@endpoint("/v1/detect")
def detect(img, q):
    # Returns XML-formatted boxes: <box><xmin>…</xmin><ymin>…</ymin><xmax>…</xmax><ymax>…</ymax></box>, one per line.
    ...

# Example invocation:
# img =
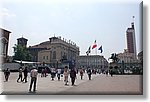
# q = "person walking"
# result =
<box><xmin>57</xmin><ymin>68</ymin><xmax>61</xmax><ymax>81</ymax></box>
<box><xmin>29</xmin><ymin>66</ymin><xmax>38</xmax><ymax>92</ymax></box>
<box><xmin>70</xmin><ymin>68</ymin><xmax>76</xmax><ymax>86</ymax></box>
<box><xmin>17</xmin><ymin>67</ymin><xmax>23</xmax><ymax>83</ymax></box>
<box><xmin>64</xmin><ymin>66</ymin><xmax>69</xmax><ymax>85</ymax></box>
<box><xmin>87</xmin><ymin>68</ymin><xmax>92</xmax><ymax>80</ymax></box>
<box><xmin>105</xmin><ymin>70</ymin><xmax>109</xmax><ymax>76</ymax></box>
<box><xmin>41</xmin><ymin>68</ymin><xmax>44</xmax><ymax>77</ymax></box>
<box><xmin>44</xmin><ymin>68</ymin><xmax>47</xmax><ymax>77</ymax></box>
<box><xmin>22</xmin><ymin>67</ymin><xmax>28</xmax><ymax>83</ymax></box>
<box><xmin>4</xmin><ymin>68</ymin><xmax>10</xmax><ymax>82</ymax></box>
<box><xmin>80</xmin><ymin>68</ymin><xmax>84</xmax><ymax>80</ymax></box>
<box><xmin>51</xmin><ymin>67</ymin><xmax>56</xmax><ymax>81</ymax></box>
<box><xmin>109</xmin><ymin>69</ymin><xmax>113</xmax><ymax>77</ymax></box>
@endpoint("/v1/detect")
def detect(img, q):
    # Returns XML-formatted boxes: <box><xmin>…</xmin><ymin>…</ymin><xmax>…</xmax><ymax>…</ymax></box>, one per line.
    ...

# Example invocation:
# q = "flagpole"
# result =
<box><xmin>95</xmin><ymin>45</ymin><xmax>97</xmax><ymax>69</ymax></box>
<box><xmin>95</xmin><ymin>46</ymin><xmax>97</xmax><ymax>55</ymax></box>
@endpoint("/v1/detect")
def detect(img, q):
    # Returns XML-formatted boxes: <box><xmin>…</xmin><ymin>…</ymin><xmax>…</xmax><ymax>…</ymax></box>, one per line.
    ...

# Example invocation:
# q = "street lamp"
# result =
<box><xmin>56</xmin><ymin>59</ymin><xmax>58</xmax><ymax>69</ymax></box>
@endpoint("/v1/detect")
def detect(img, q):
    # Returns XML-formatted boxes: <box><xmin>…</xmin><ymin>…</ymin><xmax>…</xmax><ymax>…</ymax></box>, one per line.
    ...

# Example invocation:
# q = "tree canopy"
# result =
<box><xmin>13</xmin><ymin>44</ymin><xmax>32</xmax><ymax>61</ymax></box>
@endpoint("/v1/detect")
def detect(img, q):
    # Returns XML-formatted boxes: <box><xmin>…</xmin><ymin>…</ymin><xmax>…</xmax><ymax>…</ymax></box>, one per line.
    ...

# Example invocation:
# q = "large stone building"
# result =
<box><xmin>78</xmin><ymin>55</ymin><xmax>108</xmax><ymax>71</ymax></box>
<box><xmin>117</xmin><ymin>49</ymin><xmax>138</xmax><ymax>63</ymax></box>
<box><xmin>28</xmin><ymin>36</ymin><xmax>80</xmax><ymax>68</ymax></box>
<box><xmin>28</xmin><ymin>45</ymin><xmax>47</xmax><ymax>62</ymax></box>
<box><xmin>0</xmin><ymin>28</ymin><xmax>11</xmax><ymax>63</ymax></box>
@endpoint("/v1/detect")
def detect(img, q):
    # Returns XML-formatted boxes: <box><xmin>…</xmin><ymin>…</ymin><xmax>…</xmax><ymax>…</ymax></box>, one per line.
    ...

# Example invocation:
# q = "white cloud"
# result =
<box><xmin>0</xmin><ymin>7</ymin><xmax>16</xmax><ymax>17</ymax></box>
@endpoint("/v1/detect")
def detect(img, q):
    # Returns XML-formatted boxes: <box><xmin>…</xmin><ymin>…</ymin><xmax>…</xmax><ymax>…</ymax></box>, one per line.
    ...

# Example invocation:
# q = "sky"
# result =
<box><xmin>0</xmin><ymin>0</ymin><xmax>142</xmax><ymax>60</ymax></box>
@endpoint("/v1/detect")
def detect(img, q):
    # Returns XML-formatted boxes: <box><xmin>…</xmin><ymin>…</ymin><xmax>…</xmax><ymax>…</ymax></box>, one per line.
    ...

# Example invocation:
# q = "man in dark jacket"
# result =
<box><xmin>87</xmin><ymin>69</ymin><xmax>92</xmax><ymax>80</ymax></box>
<box><xmin>23</xmin><ymin>67</ymin><xmax>28</xmax><ymax>83</ymax></box>
<box><xmin>4</xmin><ymin>68</ymin><xmax>10</xmax><ymax>82</ymax></box>
<box><xmin>17</xmin><ymin>67</ymin><xmax>23</xmax><ymax>82</ymax></box>
<box><xmin>70</xmin><ymin>68</ymin><xmax>76</xmax><ymax>86</ymax></box>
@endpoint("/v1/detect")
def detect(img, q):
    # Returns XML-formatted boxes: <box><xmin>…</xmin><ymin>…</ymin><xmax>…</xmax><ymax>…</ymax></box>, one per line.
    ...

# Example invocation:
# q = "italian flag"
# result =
<box><xmin>92</xmin><ymin>40</ymin><xmax>97</xmax><ymax>49</ymax></box>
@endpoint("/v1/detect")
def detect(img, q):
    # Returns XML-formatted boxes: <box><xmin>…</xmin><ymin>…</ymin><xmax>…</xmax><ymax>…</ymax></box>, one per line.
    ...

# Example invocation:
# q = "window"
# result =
<box><xmin>0</xmin><ymin>42</ymin><xmax>3</xmax><ymax>55</ymax></box>
<box><xmin>50</xmin><ymin>51</ymin><xmax>52</xmax><ymax>61</ymax></box>
<box><xmin>43</xmin><ymin>56</ymin><xmax>45</xmax><ymax>60</ymax></box>
<box><xmin>53</xmin><ymin>51</ymin><xmax>56</xmax><ymax>59</ymax></box>
<box><xmin>0</xmin><ymin>38</ymin><xmax>7</xmax><ymax>55</ymax></box>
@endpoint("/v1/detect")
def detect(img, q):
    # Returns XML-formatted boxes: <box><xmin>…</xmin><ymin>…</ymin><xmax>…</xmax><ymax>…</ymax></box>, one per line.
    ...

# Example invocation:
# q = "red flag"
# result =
<box><xmin>92</xmin><ymin>40</ymin><xmax>97</xmax><ymax>49</ymax></box>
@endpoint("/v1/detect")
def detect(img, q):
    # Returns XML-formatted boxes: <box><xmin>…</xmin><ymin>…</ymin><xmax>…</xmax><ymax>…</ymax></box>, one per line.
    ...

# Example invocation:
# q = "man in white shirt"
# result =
<box><xmin>51</xmin><ymin>67</ymin><xmax>56</xmax><ymax>81</ymax></box>
<box><xmin>57</xmin><ymin>68</ymin><xmax>61</xmax><ymax>81</ymax></box>
<box><xmin>29</xmin><ymin>66</ymin><xmax>38</xmax><ymax>92</ymax></box>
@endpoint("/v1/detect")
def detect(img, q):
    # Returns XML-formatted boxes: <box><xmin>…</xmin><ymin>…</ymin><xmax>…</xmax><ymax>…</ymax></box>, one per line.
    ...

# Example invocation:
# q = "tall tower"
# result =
<box><xmin>126</xmin><ymin>17</ymin><xmax>137</xmax><ymax>59</ymax></box>
<box><xmin>17</xmin><ymin>37</ymin><xmax>28</xmax><ymax>48</ymax></box>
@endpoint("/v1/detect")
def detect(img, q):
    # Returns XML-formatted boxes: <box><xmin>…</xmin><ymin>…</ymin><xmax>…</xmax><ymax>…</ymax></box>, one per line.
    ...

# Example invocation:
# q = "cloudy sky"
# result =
<box><xmin>0</xmin><ymin>0</ymin><xmax>142</xmax><ymax>59</ymax></box>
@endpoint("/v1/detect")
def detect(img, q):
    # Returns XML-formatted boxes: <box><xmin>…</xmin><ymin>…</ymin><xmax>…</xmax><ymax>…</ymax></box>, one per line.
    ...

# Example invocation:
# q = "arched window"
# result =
<box><xmin>53</xmin><ymin>51</ymin><xmax>56</xmax><ymax>59</ymax></box>
<box><xmin>0</xmin><ymin>37</ymin><xmax>8</xmax><ymax>56</ymax></box>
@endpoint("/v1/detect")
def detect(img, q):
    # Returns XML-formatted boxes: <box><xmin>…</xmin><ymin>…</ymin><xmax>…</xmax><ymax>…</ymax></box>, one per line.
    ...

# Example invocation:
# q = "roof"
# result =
<box><xmin>0</xmin><ymin>28</ymin><xmax>11</xmax><ymax>33</ymax></box>
<box><xmin>17</xmin><ymin>37</ymin><xmax>28</xmax><ymax>41</ymax></box>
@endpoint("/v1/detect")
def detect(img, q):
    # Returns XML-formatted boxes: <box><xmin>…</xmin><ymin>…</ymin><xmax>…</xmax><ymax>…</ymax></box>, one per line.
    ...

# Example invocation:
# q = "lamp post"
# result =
<box><xmin>122</xmin><ymin>61</ymin><xmax>125</xmax><ymax>74</ymax></box>
<box><xmin>56</xmin><ymin>59</ymin><xmax>58</xmax><ymax>69</ymax></box>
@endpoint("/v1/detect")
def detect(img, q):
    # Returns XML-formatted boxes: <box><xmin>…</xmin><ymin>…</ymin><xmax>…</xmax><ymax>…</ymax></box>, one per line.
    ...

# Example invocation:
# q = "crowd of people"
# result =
<box><xmin>3</xmin><ymin>66</ymin><xmax>112</xmax><ymax>93</ymax></box>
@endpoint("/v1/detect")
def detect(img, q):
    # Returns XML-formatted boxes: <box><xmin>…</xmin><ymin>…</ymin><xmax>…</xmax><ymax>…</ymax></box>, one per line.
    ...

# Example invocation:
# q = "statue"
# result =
<box><xmin>108</xmin><ymin>53</ymin><xmax>119</xmax><ymax>63</ymax></box>
<box><xmin>108</xmin><ymin>53</ymin><xmax>120</xmax><ymax>76</ymax></box>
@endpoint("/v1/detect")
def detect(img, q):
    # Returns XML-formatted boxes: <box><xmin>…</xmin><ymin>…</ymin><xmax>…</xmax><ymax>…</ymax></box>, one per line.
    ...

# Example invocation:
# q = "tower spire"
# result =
<box><xmin>131</xmin><ymin>16</ymin><xmax>135</xmax><ymax>29</ymax></box>
<box><xmin>132</xmin><ymin>16</ymin><xmax>135</xmax><ymax>22</ymax></box>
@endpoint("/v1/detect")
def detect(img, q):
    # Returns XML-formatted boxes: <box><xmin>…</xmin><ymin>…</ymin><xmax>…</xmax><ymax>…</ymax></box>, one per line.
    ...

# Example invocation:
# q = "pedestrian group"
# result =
<box><xmin>4</xmin><ymin>65</ymin><xmax>112</xmax><ymax>93</ymax></box>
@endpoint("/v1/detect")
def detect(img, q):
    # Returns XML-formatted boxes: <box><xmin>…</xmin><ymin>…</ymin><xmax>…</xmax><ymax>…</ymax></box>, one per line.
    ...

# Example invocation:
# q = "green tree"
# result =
<box><xmin>13</xmin><ymin>44</ymin><xmax>32</xmax><ymax>61</ymax></box>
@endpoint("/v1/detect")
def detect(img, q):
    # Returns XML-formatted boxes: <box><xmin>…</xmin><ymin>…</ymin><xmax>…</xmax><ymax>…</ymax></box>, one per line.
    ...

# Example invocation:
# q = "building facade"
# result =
<box><xmin>126</xmin><ymin>22</ymin><xmax>137</xmax><ymax>59</ymax></box>
<box><xmin>0</xmin><ymin>28</ymin><xmax>11</xmax><ymax>63</ymax></box>
<box><xmin>117</xmin><ymin>49</ymin><xmax>138</xmax><ymax>63</ymax></box>
<box><xmin>28</xmin><ymin>46</ymin><xmax>47</xmax><ymax>62</ymax></box>
<box><xmin>116</xmin><ymin>50</ymin><xmax>142</xmax><ymax>74</ymax></box>
<box><xmin>17</xmin><ymin>37</ymin><xmax>28</xmax><ymax>48</ymax></box>
<box><xmin>28</xmin><ymin>36</ymin><xmax>80</xmax><ymax>68</ymax></box>
<box><xmin>78</xmin><ymin>55</ymin><xmax>108</xmax><ymax>71</ymax></box>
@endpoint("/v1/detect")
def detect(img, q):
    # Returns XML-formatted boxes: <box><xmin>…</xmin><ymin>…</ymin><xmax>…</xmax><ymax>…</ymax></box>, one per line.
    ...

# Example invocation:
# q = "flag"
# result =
<box><xmin>92</xmin><ymin>40</ymin><xmax>97</xmax><ymax>49</ymax></box>
<box><xmin>86</xmin><ymin>46</ymin><xmax>91</xmax><ymax>56</ymax></box>
<box><xmin>98</xmin><ymin>46</ymin><xmax>103</xmax><ymax>53</ymax></box>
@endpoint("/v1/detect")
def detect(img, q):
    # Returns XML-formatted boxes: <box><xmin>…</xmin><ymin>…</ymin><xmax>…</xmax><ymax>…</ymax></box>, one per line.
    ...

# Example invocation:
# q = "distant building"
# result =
<box><xmin>28</xmin><ymin>36</ymin><xmax>80</xmax><ymax>68</ymax></box>
<box><xmin>117</xmin><ymin>50</ymin><xmax>142</xmax><ymax>74</ymax></box>
<box><xmin>126</xmin><ymin>22</ymin><xmax>137</xmax><ymax>59</ymax></box>
<box><xmin>17</xmin><ymin>37</ymin><xmax>28</xmax><ymax>48</ymax></box>
<box><xmin>28</xmin><ymin>45</ymin><xmax>47</xmax><ymax>62</ymax></box>
<box><xmin>0</xmin><ymin>28</ymin><xmax>11</xmax><ymax>63</ymax></box>
<box><xmin>117</xmin><ymin>50</ymin><xmax>138</xmax><ymax>63</ymax></box>
<box><xmin>138</xmin><ymin>51</ymin><xmax>143</xmax><ymax>63</ymax></box>
<box><xmin>78</xmin><ymin>55</ymin><xmax>108</xmax><ymax>70</ymax></box>
<box><xmin>108</xmin><ymin>18</ymin><xmax>142</xmax><ymax>74</ymax></box>
<box><xmin>115</xmin><ymin>19</ymin><xmax>138</xmax><ymax>65</ymax></box>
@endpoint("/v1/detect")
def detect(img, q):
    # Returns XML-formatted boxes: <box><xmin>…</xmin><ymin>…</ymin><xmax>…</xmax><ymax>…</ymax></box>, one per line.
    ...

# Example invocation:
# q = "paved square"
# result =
<box><xmin>0</xmin><ymin>72</ymin><xmax>142</xmax><ymax>95</ymax></box>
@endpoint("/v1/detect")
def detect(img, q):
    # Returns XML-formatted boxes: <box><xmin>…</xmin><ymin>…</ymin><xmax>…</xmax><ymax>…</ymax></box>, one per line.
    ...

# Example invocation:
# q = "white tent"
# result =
<box><xmin>14</xmin><ymin>60</ymin><xmax>40</xmax><ymax>64</ymax></box>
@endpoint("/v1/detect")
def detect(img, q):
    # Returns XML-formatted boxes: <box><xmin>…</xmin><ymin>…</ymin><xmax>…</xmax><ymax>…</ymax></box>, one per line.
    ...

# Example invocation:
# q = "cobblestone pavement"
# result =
<box><xmin>0</xmin><ymin>72</ymin><xmax>142</xmax><ymax>95</ymax></box>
